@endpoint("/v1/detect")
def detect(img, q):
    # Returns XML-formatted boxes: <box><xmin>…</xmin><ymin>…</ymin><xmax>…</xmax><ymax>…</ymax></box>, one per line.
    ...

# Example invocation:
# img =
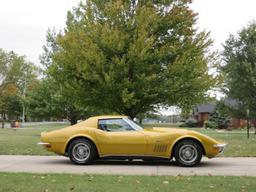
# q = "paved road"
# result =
<box><xmin>4</xmin><ymin>121</ymin><xmax>68</xmax><ymax>129</ymax></box>
<box><xmin>0</xmin><ymin>155</ymin><xmax>255</xmax><ymax>176</ymax></box>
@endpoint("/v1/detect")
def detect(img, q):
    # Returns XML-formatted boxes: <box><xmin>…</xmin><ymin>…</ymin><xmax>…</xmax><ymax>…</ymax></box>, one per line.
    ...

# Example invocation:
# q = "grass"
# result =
<box><xmin>198</xmin><ymin>130</ymin><xmax>256</xmax><ymax>157</ymax></box>
<box><xmin>0</xmin><ymin>124</ymin><xmax>68</xmax><ymax>155</ymax></box>
<box><xmin>0</xmin><ymin>173</ymin><xmax>255</xmax><ymax>192</ymax></box>
<box><xmin>0</xmin><ymin>123</ymin><xmax>256</xmax><ymax>156</ymax></box>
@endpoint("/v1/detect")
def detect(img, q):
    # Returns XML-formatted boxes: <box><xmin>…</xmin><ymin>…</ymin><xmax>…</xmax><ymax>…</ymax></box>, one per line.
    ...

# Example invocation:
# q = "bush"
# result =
<box><xmin>179</xmin><ymin>123</ymin><xmax>187</xmax><ymax>127</ymax></box>
<box><xmin>204</xmin><ymin>120</ymin><xmax>218</xmax><ymax>129</ymax></box>
<box><xmin>179</xmin><ymin>118</ymin><xmax>198</xmax><ymax>128</ymax></box>
<box><xmin>186</xmin><ymin>119</ymin><xmax>198</xmax><ymax>127</ymax></box>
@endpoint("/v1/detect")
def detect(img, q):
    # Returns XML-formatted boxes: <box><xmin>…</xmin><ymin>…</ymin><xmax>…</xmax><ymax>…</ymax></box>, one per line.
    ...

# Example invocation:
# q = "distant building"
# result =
<box><xmin>193</xmin><ymin>103</ymin><xmax>215</xmax><ymax>127</ymax></box>
<box><xmin>193</xmin><ymin>101</ymin><xmax>255</xmax><ymax>128</ymax></box>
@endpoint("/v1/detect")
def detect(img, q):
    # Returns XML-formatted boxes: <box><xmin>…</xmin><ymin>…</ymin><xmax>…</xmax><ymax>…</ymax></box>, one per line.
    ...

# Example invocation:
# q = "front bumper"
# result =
<box><xmin>213</xmin><ymin>143</ymin><xmax>227</xmax><ymax>154</ymax></box>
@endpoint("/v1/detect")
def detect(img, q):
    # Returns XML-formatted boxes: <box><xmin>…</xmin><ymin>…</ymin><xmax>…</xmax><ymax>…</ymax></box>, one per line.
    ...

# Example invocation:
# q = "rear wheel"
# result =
<box><xmin>174</xmin><ymin>139</ymin><xmax>203</xmax><ymax>167</ymax></box>
<box><xmin>68</xmin><ymin>139</ymin><xmax>96</xmax><ymax>165</ymax></box>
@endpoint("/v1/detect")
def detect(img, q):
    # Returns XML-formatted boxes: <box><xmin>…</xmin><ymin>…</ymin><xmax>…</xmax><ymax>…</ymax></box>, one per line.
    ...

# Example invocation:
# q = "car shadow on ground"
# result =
<box><xmin>46</xmin><ymin>158</ymin><xmax>226</xmax><ymax>168</ymax></box>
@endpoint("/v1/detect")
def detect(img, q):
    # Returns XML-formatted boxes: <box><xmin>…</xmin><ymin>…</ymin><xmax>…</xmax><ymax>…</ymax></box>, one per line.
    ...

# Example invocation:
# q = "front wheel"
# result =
<box><xmin>173</xmin><ymin>140</ymin><xmax>203</xmax><ymax>167</ymax></box>
<box><xmin>68</xmin><ymin>139</ymin><xmax>96</xmax><ymax>165</ymax></box>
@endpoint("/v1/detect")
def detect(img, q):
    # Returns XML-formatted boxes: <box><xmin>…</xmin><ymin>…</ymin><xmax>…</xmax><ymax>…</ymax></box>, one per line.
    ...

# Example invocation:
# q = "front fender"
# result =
<box><xmin>169</xmin><ymin>135</ymin><xmax>204</xmax><ymax>157</ymax></box>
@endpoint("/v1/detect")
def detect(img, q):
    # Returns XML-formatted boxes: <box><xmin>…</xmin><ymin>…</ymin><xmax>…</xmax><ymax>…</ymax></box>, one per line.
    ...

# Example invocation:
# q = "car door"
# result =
<box><xmin>94</xmin><ymin>118</ymin><xmax>147</xmax><ymax>156</ymax></box>
<box><xmin>142</xmin><ymin>129</ymin><xmax>176</xmax><ymax>157</ymax></box>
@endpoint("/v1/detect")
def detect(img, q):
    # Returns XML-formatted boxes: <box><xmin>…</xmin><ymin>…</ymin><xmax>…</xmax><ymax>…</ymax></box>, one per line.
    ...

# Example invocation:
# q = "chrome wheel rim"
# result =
<box><xmin>72</xmin><ymin>143</ymin><xmax>90</xmax><ymax>162</ymax></box>
<box><xmin>178</xmin><ymin>144</ymin><xmax>198</xmax><ymax>164</ymax></box>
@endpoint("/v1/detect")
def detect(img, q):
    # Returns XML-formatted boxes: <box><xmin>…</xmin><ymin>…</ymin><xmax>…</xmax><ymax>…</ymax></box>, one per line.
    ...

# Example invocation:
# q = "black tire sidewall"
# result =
<box><xmin>174</xmin><ymin>140</ymin><xmax>203</xmax><ymax>167</ymax></box>
<box><xmin>68</xmin><ymin>139</ymin><xmax>96</xmax><ymax>165</ymax></box>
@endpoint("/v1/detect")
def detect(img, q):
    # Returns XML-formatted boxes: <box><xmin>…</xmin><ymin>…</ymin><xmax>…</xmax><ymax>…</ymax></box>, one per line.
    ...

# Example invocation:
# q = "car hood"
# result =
<box><xmin>142</xmin><ymin>127</ymin><xmax>222</xmax><ymax>145</ymax></box>
<box><xmin>143</xmin><ymin>127</ymin><xmax>188</xmax><ymax>133</ymax></box>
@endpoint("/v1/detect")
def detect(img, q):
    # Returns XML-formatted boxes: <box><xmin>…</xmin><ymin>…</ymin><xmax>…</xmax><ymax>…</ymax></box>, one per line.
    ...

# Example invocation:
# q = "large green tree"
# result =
<box><xmin>222</xmin><ymin>22</ymin><xmax>256</xmax><ymax>120</ymax></box>
<box><xmin>42</xmin><ymin>0</ymin><xmax>215</xmax><ymax>119</ymax></box>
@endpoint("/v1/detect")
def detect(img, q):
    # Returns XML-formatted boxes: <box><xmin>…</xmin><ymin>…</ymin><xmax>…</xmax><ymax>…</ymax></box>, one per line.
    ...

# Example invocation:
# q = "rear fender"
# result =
<box><xmin>63</xmin><ymin>134</ymin><xmax>101</xmax><ymax>155</ymax></box>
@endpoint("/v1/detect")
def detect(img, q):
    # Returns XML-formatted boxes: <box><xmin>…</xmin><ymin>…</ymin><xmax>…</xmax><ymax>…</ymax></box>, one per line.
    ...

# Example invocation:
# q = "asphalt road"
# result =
<box><xmin>0</xmin><ymin>155</ymin><xmax>255</xmax><ymax>176</ymax></box>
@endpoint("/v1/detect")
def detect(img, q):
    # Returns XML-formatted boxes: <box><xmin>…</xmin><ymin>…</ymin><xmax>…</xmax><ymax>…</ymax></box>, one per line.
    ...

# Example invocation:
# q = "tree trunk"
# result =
<box><xmin>1</xmin><ymin>113</ymin><xmax>5</xmax><ymax>128</ymax></box>
<box><xmin>70</xmin><ymin>116</ymin><xmax>78</xmax><ymax>125</ymax></box>
<box><xmin>253</xmin><ymin>120</ymin><xmax>256</xmax><ymax>135</ymax></box>
<box><xmin>139</xmin><ymin>118</ymin><xmax>143</xmax><ymax>125</ymax></box>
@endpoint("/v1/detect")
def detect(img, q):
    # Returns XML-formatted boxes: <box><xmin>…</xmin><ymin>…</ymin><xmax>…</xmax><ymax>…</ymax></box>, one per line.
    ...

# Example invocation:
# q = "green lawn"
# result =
<box><xmin>0</xmin><ymin>173</ymin><xmax>255</xmax><ymax>192</ymax></box>
<box><xmin>0</xmin><ymin>123</ymin><xmax>256</xmax><ymax>156</ymax></box>
<box><xmin>0</xmin><ymin>124</ymin><xmax>68</xmax><ymax>155</ymax></box>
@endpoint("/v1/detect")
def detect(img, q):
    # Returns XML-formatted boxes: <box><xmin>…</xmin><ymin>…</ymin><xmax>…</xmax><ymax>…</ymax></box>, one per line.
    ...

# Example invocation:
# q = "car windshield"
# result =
<box><xmin>123</xmin><ymin>118</ymin><xmax>143</xmax><ymax>131</ymax></box>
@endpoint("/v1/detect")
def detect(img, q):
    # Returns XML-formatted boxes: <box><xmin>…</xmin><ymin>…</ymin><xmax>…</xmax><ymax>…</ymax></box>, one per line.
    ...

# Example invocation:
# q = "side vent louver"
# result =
<box><xmin>153</xmin><ymin>145</ymin><xmax>167</xmax><ymax>152</ymax></box>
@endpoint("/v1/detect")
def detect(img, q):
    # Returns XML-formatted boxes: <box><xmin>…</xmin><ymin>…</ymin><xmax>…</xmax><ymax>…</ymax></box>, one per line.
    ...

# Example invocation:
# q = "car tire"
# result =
<box><xmin>68</xmin><ymin>138</ymin><xmax>96</xmax><ymax>165</ymax></box>
<box><xmin>174</xmin><ymin>139</ymin><xmax>203</xmax><ymax>167</ymax></box>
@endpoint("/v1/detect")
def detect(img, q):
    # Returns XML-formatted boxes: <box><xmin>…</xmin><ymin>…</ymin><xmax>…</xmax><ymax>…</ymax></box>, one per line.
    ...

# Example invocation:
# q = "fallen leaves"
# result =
<box><xmin>88</xmin><ymin>176</ymin><xmax>94</xmax><ymax>182</ymax></box>
<box><xmin>209</xmin><ymin>184</ymin><xmax>215</xmax><ymax>189</ymax></box>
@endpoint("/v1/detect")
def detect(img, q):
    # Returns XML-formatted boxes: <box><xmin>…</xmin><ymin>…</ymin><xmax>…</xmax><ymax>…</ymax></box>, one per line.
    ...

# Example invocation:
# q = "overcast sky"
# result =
<box><xmin>0</xmin><ymin>0</ymin><xmax>256</xmax><ymax>67</ymax></box>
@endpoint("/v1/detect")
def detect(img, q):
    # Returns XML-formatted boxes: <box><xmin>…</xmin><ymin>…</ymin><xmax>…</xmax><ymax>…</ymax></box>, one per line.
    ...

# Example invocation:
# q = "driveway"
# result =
<box><xmin>0</xmin><ymin>155</ymin><xmax>255</xmax><ymax>176</ymax></box>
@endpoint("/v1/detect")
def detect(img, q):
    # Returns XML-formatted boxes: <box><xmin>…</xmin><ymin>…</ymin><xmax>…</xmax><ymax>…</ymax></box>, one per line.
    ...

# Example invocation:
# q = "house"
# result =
<box><xmin>193</xmin><ymin>103</ymin><xmax>215</xmax><ymax>127</ymax></box>
<box><xmin>193</xmin><ymin>101</ymin><xmax>256</xmax><ymax>128</ymax></box>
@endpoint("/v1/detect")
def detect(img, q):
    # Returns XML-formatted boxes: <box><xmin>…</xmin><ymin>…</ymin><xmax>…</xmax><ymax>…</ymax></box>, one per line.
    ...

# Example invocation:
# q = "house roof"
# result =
<box><xmin>224</xmin><ymin>99</ymin><xmax>240</xmax><ymax>107</ymax></box>
<box><xmin>196</xmin><ymin>103</ymin><xmax>216</xmax><ymax>113</ymax></box>
<box><xmin>194</xmin><ymin>99</ymin><xmax>240</xmax><ymax>114</ymax></box>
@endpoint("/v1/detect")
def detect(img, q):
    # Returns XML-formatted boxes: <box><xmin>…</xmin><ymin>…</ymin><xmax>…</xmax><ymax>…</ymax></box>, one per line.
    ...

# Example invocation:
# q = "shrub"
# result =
<box><xmin>204</xmin><ymin>120</ymin><xmax>218</xmax><ymax>129</ymax></box>
<box><xmin>179</xmin><ymin>123</ymin><xmax>187</xmax><ymax>127</ymax></box>
<box><xmin>186</xmin><ymin>119</ymin><xmax>198</xmax><ymax>127</ymax></box>
<box><xmin>179</xmin><ymin>118</ymin><xmax>198</xmax><ymax>128</ymax></box>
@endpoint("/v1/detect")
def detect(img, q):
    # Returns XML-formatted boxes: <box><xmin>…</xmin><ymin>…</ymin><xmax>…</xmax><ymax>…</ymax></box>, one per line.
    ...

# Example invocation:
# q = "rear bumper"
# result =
<box><xmin>37</xmin><ymin>142</ymin><xmax>51</xmax><ymax>148</ymax></box>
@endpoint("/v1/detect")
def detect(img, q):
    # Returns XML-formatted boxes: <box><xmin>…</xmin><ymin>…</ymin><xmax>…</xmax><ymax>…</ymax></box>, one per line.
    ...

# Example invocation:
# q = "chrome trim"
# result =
<box><xmin>37</xmin><ymin>142</ymin><xmax>50</xmax><ymax>146</ymax></box>
<box><xmin>100</xmin><ymin>154</ymin><xmax>169</xmax><ymax>159</ymax></box>
<box><xmin>213</xmin><ymin>143</ymin><xmax>227</xmax><ymax>155</ymax></box>
<box><xmin>213</xmin><ymin>143</ymin><xmax>227</xmax><ymax>148</ymax></box>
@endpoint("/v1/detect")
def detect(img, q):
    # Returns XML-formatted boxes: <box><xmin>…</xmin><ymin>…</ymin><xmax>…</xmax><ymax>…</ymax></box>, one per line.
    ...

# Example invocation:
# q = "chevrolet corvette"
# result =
<box><xmin>38</xmin><ymin>115</ymin><xmax>226</xmax><ymax>167</ymax></box>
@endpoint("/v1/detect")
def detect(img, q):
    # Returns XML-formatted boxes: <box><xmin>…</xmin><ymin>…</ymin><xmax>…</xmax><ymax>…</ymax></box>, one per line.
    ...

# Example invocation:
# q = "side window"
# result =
<box><xmin>98</xmin><ymin>119</ymin><xmax>134</xmax><ymax>132</ymax></box>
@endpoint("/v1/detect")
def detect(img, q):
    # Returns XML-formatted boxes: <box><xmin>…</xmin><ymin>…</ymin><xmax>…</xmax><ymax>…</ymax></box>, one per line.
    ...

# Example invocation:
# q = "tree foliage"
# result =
<box><xmin>0</xmin><ymin>49</ymin><xmax>24</xmax><ymax>96</ymax></box>
<box><xmin>209</xmin><ymin>100</ymin><xmax>230</xmax><ymax>129</ymax></box>
<box><xmin>42</xmin><ymin>0</ymin><xmax>216</xmax><ymax>118</ymax></box>
<box><xmin>27</xmin><ymin>78</ymin><xmax>98</xmax><ymax>124</ymax></box>
<box><xmin>222</xmin><ymin>22</ymin><xmax>256</xmax><ymax>118</ymax></box>
<box><xmin>0</xmin><ymin>84</ymin><xmax>22</xmax><ymax>122</ymax></box>
<box><xmin>0</xmin><ymin>49</ymin><xmax>38</xmax><ymax>127</ymax></box>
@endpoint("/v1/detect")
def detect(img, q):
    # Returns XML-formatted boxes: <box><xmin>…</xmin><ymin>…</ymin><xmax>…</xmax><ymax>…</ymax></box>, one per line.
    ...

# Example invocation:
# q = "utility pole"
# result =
<box><xmin>22</xmin><ymin>72</ymin><xmax>27</xmax><ymax>123</ymax></box>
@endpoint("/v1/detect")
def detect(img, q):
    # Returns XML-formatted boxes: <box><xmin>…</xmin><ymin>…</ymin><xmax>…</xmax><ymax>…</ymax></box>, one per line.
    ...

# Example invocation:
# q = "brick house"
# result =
<box><xmin>193</xmin><ymin>102</ymin><xmax>255</xmax><ymax>128</ymax></box>
<box><xmin>193</xmin><ymin>103</ymin><xmax>215</xmax><ymax>127</ymax></box>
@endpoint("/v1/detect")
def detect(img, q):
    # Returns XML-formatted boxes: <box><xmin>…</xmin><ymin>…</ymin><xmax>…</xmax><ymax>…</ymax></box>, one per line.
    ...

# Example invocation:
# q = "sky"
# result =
<box><xmin>1</xmin><ymin>0</ymin><xmax>256</xmax><ymax>66</ymax></box>
<box><xmin>0</xmin><ymin>0</ymin><xmax>80</xmax><ymax>65</ymax></box>
<box><xmin>0</xmin><ymin>0</ymin><xmax>256</xmax><ymax>116</ymax></box>
<box><xmin>191</xmin><ymin>0</ymin><xmax>256</xmax><ymax>51</ymax></box>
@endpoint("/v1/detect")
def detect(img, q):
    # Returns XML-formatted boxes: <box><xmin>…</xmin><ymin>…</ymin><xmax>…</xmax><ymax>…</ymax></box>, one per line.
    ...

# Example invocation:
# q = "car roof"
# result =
<box><xmin>92</xmin><ymin>115</ymin><xmax>128</xmax><ymax>119</ymax></box>
<box><xmin>73</xmin><ymin>115</ymin><xmax>128</xmax><ymax>129</ymax></box>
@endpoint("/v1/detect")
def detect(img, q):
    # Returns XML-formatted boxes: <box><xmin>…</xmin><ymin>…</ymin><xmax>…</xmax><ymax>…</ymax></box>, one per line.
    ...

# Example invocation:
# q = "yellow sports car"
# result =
<box><xmin>39</xmin><ymin>115</ymin><xmax>227</xmax><ymax>167</ymax></box>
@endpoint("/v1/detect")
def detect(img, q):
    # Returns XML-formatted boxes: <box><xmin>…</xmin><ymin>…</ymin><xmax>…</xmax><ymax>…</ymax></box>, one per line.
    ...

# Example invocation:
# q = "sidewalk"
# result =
<box><xmin>0</xmin><ymin>155</ymin><xmax>256</xmax><ymax>176</ymax></box>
